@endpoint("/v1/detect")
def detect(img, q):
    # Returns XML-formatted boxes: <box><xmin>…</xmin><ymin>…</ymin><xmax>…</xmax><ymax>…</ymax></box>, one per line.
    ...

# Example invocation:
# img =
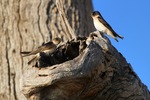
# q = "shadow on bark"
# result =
<box><xmin>21</xmin><ymin>1</ymin><xmax>150</xmax><ymax>99</ymax></box>
<box><xmin>21</xmin><ymin>32</ymin><xmax>150</xmax><ymax>100</ymax></box>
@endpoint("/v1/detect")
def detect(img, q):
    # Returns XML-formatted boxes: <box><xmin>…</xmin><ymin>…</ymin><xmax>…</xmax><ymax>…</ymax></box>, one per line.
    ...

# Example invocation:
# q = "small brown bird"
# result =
<box><xmin>91</xmin><ymin>11</ymin><xmax>123</xmax><ymax>42</ymax></box>
<box><xmin>21</xmin><ymin>37</ymin><xmax>61</xmax><ymax>65</ymax></box>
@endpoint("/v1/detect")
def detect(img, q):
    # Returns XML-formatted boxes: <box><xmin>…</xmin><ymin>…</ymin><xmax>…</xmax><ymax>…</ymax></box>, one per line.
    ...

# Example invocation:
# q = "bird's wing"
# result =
<box><xmin>38</xmin><ymin>41</ymin><xmax>53</xmax><ymax>48</ymax></box>
<box><xmin>22</xmin><ymin>42</ymin><xmax>55</xmax><ymax>57</ymax></box>
<box><xmin>97</xmin><ymin>16</ymin><xmax>117</xmax><ymax>35</ymax></box>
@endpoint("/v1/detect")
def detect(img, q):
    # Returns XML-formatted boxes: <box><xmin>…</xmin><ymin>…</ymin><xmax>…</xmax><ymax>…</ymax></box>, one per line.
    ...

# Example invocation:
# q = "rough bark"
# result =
<box><xmin>21</xmin><ymin>32</ymin><xmax>150</xmax><ymax>100</ymax></box>
<box><xmin>0</xmin><ymin>0</ymin><xmax>94</xmax><ymax>100</ymax></box>
<box><xmin>1</xmin><ymin>0</ymin><xmax>150</xmax><ymax>100</ymax></box>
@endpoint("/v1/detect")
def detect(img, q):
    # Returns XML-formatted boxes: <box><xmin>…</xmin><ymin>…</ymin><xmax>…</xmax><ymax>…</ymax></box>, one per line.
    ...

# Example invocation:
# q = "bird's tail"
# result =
<box><xmin>112</xmin><ymin>30</ymin><xmax>124</xmax><ymax>40</ymax></box>
<box><xmin>114</xmin><ymin>38</ymin><xmax>119</xmax><ymax>42</ymax></box>
<box><xmin>117</xmin><ymin>34</ymin><xmax>124</xmax><ymax>39</ymax></box>
<box><xmin>114</xmin><ymin>35</ymin><xmax>124</xmax><ymax>42</ymax></box>
<box><xmin>20</xmin><ymin>51</ymin><xmax>31</xmax><ymax>54</ymax></box>
<box><xmin>113</xmin><ymin>32</ymin><xmax>124</xmax><ymax>42</ymax></box>
<box><xmin>20</xmin><ymin>51</ymin><xmax>32</xmax><ymax>57</ymax></box>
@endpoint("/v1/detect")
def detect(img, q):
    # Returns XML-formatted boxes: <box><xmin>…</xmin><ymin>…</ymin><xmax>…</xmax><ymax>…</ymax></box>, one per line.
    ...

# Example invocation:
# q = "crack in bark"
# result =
<box><xmin>46</xmin><ymin>1</ymin><xmax>53</xmax><ymax>40</ymax></box>
<box><xmin>56</xmin><ymin>0</ymin><xmax>76</xmax><ymax>40</ymax></box>
<box><xmin>5</xmin><ymin>32</ymin><xmax>11</xmax><ymax>99</ymax></box>
<box><xmin>12</xmin><ymin>73</ymin><xmax>17</xmax><ymax>100</ymax></box>
<box><xmin>0</xmin><ymin>1</ymin><xmax>6</xmax><ymax>35</ymax></box>
<box><xmin>37</xmin><ymin>0</ymin><xmax>44</xmax><ymax>41</ymax></box>
<box><xmin>18</xmin><ymin>0</ymin><xmax>24</xmax><ymax>71</ymax></box>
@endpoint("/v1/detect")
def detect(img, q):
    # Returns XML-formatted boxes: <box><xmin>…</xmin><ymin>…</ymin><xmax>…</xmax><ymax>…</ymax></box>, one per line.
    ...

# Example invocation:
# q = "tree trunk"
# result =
<box><xmin>0</xmin><ymin>0</ymin><xmax>94</xmax><ymax>100</ymax></box>
<box><xmin>21</xmin><ymin>31</ymin><xmax>150</xmax><ymax>100</ymax></box>
<box><xmin>1</xmin><ymin>0</ymin><xmax>150</xmax><ymax>100</ymax></box>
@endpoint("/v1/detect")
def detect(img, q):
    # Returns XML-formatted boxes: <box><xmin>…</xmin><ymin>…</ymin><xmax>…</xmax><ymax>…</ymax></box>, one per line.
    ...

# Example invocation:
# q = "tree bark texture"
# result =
<box><xmin>21</xmin><ymin>32</ymin><xmax>150</xmax><ymax>100</ymax></box>
<box><xmin>0</xmin><ymin>0</ymin><xmax>94</xmax><ymax>100</ymax></box>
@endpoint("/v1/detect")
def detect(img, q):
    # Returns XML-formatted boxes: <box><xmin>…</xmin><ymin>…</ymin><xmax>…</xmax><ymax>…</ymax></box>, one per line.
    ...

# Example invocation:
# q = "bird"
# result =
<box><xmin>21</xmin><ymin>37</ymin><xmax>61</xmax><ymax>65</ymax></box>
<box><xmin>91</xmin><ymin>11</ymin><xmax>123</xmax><ymax>42</ymax></box>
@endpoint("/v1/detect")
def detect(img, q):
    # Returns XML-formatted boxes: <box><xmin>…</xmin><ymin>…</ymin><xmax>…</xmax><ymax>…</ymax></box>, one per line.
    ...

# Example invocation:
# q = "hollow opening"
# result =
<box><xmin>36</xmin><ymin>37</ymin><xmax>87</xmax><ymax>68</ymax></box>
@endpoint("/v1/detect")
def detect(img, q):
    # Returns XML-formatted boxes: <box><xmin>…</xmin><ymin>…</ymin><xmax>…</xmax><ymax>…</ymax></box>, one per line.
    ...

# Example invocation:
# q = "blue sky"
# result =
<box><xmin>92</xmin><ymin>0</ymin><xmax>150</xmax><ymax>90</ymax></box>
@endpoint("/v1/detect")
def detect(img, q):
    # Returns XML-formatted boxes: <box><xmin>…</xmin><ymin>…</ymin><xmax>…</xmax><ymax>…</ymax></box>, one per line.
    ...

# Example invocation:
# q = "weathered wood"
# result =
<box><xmin>1</xmin><ymin>0</ymin><xmax>150</xmax><ymax>99</ymax></box>
<box><xmin>0</xmin><ymin>0</ymin><xmax>94</xmax><ymax>100</ymax></box>
<box><xmin>55</xmin><ymin>0</ymin><xmax>76</xmax><ymax>40</ymax></box>
<box><xmin>21</xmin><ymin>32</ymin><xmax>150</xmax><ymax>100</ymax></box>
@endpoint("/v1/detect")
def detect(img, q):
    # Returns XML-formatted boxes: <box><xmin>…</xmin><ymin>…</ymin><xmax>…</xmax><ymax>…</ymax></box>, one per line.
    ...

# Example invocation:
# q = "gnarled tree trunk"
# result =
<box><xmin>0</xmin><ymin>0</ymin><xmax>150</xmax><ymax>100</ymax></box>
<box><xmin>0</xmin><ymin>0</ymin><xmax>94</xmax><ymax>100</ymax></box>
<box><xmin>21</xmin><ymin>31</ymin><xmax>150</xmax><ymax>100</ymax></box>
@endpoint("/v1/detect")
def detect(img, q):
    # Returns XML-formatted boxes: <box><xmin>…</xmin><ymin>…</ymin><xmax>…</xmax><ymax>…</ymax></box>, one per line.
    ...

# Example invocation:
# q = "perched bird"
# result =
<box><xmin>21</xmin><ymin>37</ymin><xmax>61</xmax><ymax>65</ymax></box>
<box><xmin>91</xmin><ymin>11</ymin><xmax>123</xmax><ymax>42</ymax></box>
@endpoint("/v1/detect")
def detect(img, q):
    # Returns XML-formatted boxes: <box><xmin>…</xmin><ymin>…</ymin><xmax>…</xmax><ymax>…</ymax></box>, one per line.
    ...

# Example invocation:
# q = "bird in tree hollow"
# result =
<box><xmin>21</xmin><ymin>37</ymin><xmax>61</xmax><ymax>65</ymax></box>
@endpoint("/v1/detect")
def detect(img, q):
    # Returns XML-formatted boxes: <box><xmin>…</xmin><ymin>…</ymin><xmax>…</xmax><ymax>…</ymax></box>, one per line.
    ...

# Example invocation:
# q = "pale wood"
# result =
<box><xmin>0</xmin><ymin>0</ymin><xmax>150</xmax><ymax>99</ymax></box>
<box><xmin>22</xmin><ymin>32</ymin><xmax>150</xmax><ymax>100</ymax></box>
<box><xmin>0</xmin><ymin>0</ymin><xmax>94</xmax><ymax>100</ymax></box>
